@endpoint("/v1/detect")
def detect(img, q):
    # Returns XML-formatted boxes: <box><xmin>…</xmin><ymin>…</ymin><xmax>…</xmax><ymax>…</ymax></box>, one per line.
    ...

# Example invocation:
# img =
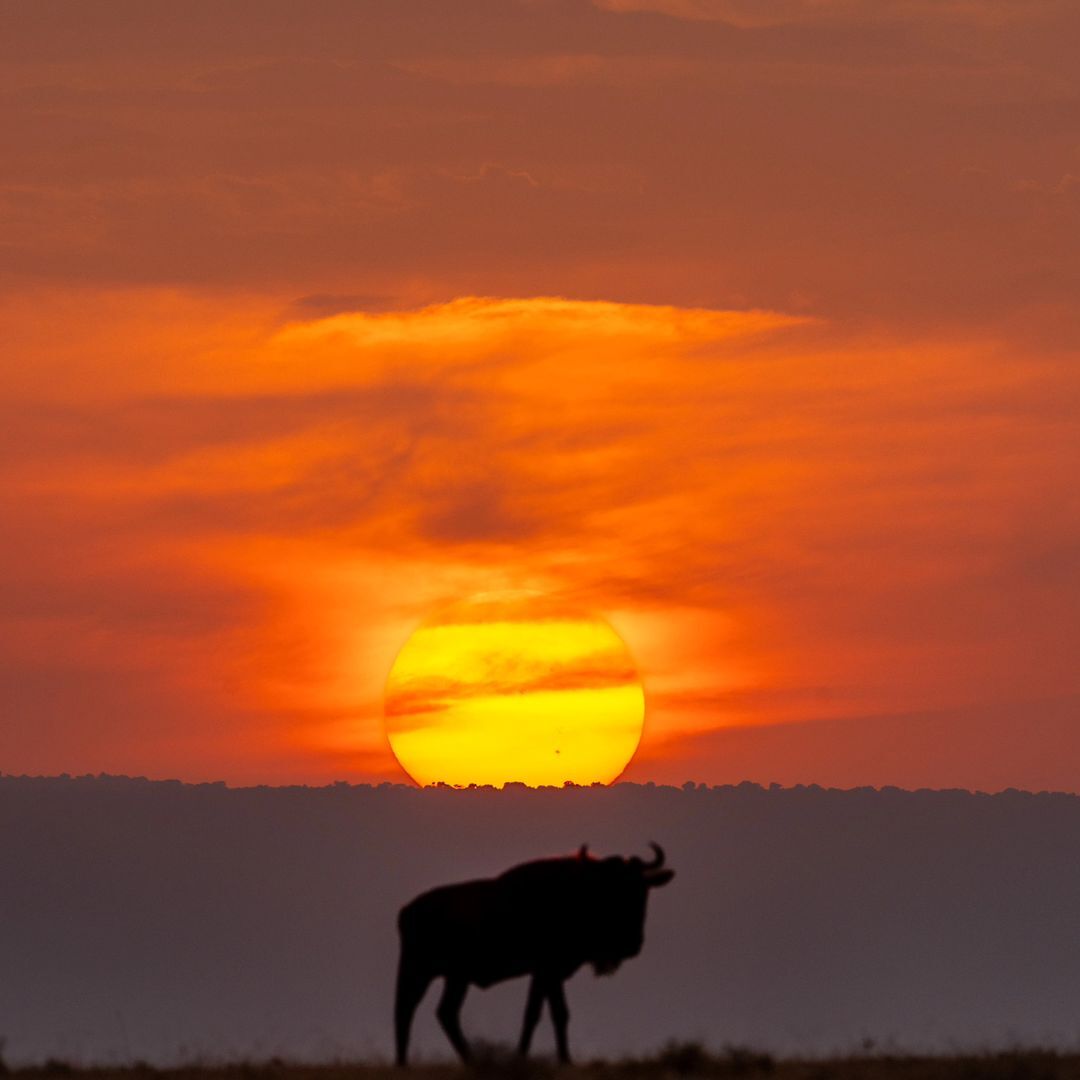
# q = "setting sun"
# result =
<box><xmin>384</xmin><ymin>593</ymin><xmax>645</xmax><ymax>787</ymax></box>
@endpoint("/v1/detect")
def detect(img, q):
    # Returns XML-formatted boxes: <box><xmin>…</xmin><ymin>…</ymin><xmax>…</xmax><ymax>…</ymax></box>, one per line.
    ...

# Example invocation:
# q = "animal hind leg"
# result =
<box><xmin>517</xmin><ymin>976</ymin><xmax>545</xmax><ymax>1057</ymax></box>
<box><xmin>394</xmin><ymin>955</ymin><xmax>433</xmax><ymax>1066</ymax></box>
<box><xmin>546</xmin><ymin>980</ymin><xmax>571</xmax><ymax>1065</ymax></box>
<box><xmin>436</xmin><ymin>976</ymin><xmax>471</xmax><ymax>1063</ymax></box>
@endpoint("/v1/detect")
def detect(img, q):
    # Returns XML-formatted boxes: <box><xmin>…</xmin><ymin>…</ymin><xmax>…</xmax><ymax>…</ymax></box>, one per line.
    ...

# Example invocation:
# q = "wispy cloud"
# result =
<box><xmin>2</xmin><ymin>291</ymin><xmax>1077</xmax><ymax>786</ymax></box>
<box><xmin>3</xmin><ymin>0</ymin><xmax>1079</xmax><ymax>788</ymax></box>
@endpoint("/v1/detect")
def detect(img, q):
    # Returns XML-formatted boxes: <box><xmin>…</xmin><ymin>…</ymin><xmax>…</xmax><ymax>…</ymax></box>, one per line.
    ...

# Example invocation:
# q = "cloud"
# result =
<box><xmin>285</xmin><ymin>294</ymin><xmax>391</xmax><ymax>320</ymax></box>
<box><xmin>386</xmin><ymin>648</ymin><xmax>639</xmax><ymax>721</ymax></box>
<box><xmin>395</xmin><ymin>52</ymin><xmax>698</xmax><ymax>88</ymax></box>
<box><xmin>2</xmin><ymin>1</ymin><xmax>1078</xmax><ymax>790</ymax></box>
<box><xmin>2</xmin><ymin>290</ymin><xmax>1079</xmax><ymax>787</ymax></box>
<box><xmin>627</xmin><ymin>695</ymin><xmax>1080</xmax><ymax>794</ymax></box>
<box><xmin>591</xmin><ymin>0</ymin><xmax>1067</xmax><ymax>27</ymax></box>
<box><xmin>2</xmin><ymin>2</ymin><xmax>1078</xmax><ymax>340</ymax></box>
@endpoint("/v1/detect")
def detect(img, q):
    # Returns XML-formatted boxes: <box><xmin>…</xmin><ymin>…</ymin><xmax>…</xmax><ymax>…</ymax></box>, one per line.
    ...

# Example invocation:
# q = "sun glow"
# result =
<box><xmin>384</xmin><ymin>593</ymin><xmax>645</xmax><ymax>786</ymax></box>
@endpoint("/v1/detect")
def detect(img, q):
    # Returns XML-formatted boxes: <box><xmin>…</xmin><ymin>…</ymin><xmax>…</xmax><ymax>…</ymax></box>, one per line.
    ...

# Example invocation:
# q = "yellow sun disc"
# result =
<box><xmin>384</xmin><ymin>593</ymin><xmax>645</xmax><ymax>787</ymax></box>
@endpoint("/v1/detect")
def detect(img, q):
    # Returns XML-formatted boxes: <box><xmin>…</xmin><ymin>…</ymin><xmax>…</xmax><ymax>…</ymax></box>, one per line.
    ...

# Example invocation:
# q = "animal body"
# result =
<box><xmin>394</xmin><ymin>843</ymin><xmax>675</xmax><ymax>1065</ymax></box>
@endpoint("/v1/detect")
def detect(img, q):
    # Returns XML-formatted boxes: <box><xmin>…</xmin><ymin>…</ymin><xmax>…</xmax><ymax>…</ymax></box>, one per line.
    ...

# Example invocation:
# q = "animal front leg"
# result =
<box><xmin>436</xmin><ymin>976</ymin><xmax>471</xmax><ymax>1063</ymax></box>
<box><xmin>546</xmin><ymin>980</ymin><xmax>571</xmax><ymax>1064</ymax></box>
<box><xmin>517</xmin><ymin>976</ymin><xmax>545</xmax><ymax>1057</ymax></box>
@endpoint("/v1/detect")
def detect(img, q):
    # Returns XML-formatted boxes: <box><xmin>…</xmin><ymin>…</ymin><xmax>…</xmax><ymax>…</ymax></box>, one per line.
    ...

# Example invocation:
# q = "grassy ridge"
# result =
<box><xmin>4</xmin><ymin>1046</ymin><xmax>1079</xmax><ymax>1080</ymax></box>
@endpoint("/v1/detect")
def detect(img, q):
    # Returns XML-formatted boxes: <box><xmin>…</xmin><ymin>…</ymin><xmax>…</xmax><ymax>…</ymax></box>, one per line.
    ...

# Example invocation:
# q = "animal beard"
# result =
<box><xmin>591</xmin><ymin>957</ymin><xmax>623</xmax><ymax>976</ymax></box>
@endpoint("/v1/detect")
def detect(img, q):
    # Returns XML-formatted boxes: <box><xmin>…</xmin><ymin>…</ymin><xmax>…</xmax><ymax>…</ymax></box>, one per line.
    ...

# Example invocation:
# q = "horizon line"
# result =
<box><xmin>1</xmin><ymin>772</ymin><xmax>1076</xmax><ymax>800</ymax></box>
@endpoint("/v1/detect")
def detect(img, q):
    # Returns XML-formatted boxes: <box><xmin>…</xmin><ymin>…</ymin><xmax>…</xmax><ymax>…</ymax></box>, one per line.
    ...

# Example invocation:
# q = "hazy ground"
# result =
<box><xmin>8</xmin><ymin>778</ymin><xmax>1080</xmax><ymax>1063</ymax></box>
<box><xmin>5</xmin><ymin>1047</ymin><xmax>1080</xmax><ymax>1080</ymax></box>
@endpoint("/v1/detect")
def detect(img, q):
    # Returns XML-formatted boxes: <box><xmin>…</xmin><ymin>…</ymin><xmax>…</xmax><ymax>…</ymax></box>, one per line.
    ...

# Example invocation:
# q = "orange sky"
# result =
<box><xmin>2</xmin><ymin>1</ymin><xmax>1078</xmax><ymax>790</ymax></box>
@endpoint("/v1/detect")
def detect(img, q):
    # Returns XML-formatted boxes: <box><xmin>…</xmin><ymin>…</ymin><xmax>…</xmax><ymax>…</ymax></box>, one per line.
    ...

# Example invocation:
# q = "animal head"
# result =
<box><xmin>575</xmin><ymin>843</ymin><xmax>674</xmax><ymax>974</ymax></box>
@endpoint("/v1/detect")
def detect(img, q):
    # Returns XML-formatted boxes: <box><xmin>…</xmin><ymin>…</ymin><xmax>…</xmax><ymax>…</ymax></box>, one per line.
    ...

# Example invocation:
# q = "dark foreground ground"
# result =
<box><xmin>7</xmin><ymin>1047</ymin><xmax>1080</xmax><ymax>1080</ymax></box>
<box><xmin>9</xmin><ymin>780</ymin><xmax>1080</xmax><ymax>1060</ymax></box>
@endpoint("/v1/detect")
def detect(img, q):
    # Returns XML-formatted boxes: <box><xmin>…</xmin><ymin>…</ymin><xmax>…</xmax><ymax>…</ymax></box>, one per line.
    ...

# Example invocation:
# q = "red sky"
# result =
<box><xmin>2</xmin><ymin>0</ymin><xmax>1079</xmax><ymax>789</ymax></box>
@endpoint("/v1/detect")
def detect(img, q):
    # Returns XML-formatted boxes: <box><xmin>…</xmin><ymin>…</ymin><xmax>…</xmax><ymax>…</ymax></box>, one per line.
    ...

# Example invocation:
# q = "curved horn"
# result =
<box><xmin>644</xmin><ymin>842</ymin><xmax>665</xmax><ymax>870</ymax></box>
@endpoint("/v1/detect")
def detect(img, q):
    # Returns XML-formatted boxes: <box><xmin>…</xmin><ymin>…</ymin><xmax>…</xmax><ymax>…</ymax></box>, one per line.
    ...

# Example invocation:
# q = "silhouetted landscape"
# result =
<box><xmin>5</xmin><ymin>776</ymin><xmax>1080</xmax><ymax>1067</ymax></box>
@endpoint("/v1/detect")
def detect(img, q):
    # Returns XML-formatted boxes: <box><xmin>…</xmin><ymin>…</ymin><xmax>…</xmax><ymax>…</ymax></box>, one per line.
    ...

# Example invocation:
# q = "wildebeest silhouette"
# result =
<box><xmin>394</xmin><ymin>843</ymin><xmax>675</xmax><ymax>1065</ymax></box>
